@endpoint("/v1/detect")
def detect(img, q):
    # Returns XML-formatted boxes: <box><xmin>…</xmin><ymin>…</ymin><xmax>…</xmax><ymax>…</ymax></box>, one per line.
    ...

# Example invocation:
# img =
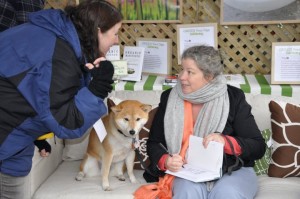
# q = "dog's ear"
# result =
<box><xmin>110</xmin><ymin>105</ymin><xmax>122</xmax><ymax>114</ymax></box>
<box><xmin>107</xmin><ymin>98</ymin><xmax>116</xmax><ymax>113</ymax></box>
<box><xmin>141</xmin><ymin>104</ymin><xmax>152</xmax><ymax>113</ymax></box>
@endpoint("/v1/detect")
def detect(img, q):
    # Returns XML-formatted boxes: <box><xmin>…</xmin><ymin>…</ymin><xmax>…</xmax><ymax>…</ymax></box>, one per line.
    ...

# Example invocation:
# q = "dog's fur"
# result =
<box><xmin>75</xmin><ymin>100</ymin><xmax>152</xmax><ymax>191</ymax></box>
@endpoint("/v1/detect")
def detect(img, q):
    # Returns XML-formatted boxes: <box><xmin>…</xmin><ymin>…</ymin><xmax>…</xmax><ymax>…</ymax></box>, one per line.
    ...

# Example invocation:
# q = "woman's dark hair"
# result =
<box><xmin>65</xmin><ymin>0</ymin><xmax>122</xmax><ymax>63</ymax></box>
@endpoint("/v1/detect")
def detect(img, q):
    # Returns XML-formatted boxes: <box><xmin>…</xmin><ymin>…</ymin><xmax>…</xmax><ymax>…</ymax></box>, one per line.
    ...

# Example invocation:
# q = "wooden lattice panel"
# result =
<box><xmin>46</xmin><ymin>0</ymin><xmax>300</xmax><ymax>75</ymax></box>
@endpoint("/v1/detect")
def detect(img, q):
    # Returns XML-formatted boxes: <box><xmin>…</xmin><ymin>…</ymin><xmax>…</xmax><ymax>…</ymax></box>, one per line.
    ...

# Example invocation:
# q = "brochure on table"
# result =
<box><xmin>111</xmin><ymin>60</ymin><xmax>128</xmax><ymax>80</ymax></box>
<box><xmin>121</xmin><ymin>46</ymin><xmax>145</xmax><ymax>82</ymax></box>
<box><xmin>166</xmin><ymin>135</ymin><xmax>224</xmax><ymax>183</ymax></box>
<box><xmin>106</xmin><ymin>45</ymin><xmax>128</xmax><ymax>80</ymax></box>
<box><xmin>106</xmin><ymin>45</ymin><xmax>120</xmax><ymax>61</ymax></box>
<box><xmin>224</xmin><ymin>74</ymin><xmax>246</xmax><ymax>85</ymax></box>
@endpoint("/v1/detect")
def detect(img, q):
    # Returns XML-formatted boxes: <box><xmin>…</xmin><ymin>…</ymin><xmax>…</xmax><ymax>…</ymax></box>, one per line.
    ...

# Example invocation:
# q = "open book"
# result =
<box><xmin>166</xmin><ymin>135</ymin><xmax>224</xmax><ymax>182</ymax></box>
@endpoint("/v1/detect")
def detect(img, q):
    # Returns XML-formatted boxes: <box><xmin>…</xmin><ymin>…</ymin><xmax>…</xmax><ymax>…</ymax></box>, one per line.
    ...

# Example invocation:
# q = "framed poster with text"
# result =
<box><xmin>271</xmin><ymin>42</ymin><xmax>300</xmax><ymax>84</ymax></box>
<box><xmin>176</xmin><ymin>23</ymin><xmax>218</xmax><ymax>64</ymax></box>
<box><xmin>136</xmin><ymin>38</ymin><xmax>172</xmax><ymax>75</ymax></box>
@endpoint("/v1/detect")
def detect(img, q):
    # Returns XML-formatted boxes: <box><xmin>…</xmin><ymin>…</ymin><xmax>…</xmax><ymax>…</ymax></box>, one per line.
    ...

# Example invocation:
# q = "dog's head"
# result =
<box><xmin>110</xmin><ymin>100</ymin><xmax>152</xmax><ymax>138</ymax></box>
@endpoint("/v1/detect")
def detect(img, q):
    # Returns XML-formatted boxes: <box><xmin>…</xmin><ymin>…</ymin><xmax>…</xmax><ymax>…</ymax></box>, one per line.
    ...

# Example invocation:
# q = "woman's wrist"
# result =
<box><xmin>157</xmin><ymin>154</ymin><xmax>169</xmax><ymax>171</ymax></box>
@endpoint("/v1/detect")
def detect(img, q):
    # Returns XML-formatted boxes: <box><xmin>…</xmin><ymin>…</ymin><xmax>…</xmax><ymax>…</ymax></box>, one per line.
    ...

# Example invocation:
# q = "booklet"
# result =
<box><xmin>120</xmin><ymin>46</ymin><xmax>145</xmax><ymax>82</ymax></box>
<box><xmin>166</xmin><ymin>135</ymin><xmax>224</xmax><ymax>182</ymax></box>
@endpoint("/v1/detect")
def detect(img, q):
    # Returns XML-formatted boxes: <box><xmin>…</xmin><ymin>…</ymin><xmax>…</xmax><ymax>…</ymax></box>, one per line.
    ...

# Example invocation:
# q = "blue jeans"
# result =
<box><xmin>173</xmin><ymin>167</ymin><xmax>258</xmax><ymax>199</ymax></box>
<box><xmin>0</xmin><ymin>172</ymin><xmax>29</xmax><ymax>199</ymax></box>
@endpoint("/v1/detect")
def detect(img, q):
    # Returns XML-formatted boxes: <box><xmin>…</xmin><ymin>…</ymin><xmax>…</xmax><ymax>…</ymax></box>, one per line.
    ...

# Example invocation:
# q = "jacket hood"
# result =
<box><xmin>28</xmin><ymin>9</ymin><xmax>82</xmax><ymax>61</ymax></box>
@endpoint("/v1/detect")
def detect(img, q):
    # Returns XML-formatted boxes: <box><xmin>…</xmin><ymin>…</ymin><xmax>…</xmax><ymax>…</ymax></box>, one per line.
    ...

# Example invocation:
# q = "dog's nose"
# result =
<box><xmin>129</xmin><ymin>130</ymin><xmax>135</xmax><ymax>135</ymax></box>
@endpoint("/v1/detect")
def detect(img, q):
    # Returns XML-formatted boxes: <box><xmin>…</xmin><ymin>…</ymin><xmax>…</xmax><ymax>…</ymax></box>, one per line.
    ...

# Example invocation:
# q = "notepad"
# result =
<box><xmin>166</xmin><ymin>135</ymin><xmax>224</xmax><ymax>182</ymax></box>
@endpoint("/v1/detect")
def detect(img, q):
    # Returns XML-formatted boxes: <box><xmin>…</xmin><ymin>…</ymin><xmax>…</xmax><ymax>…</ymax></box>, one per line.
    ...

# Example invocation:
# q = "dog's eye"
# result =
<box><xmin>136</xmin><ymin>118</ymin><xmax>140</xmax><ymax>121</ymax></box>
<box><xmin>124</xmin><ymin>118</ymin><xmax>129</xmax><ymax>121</ymax></box>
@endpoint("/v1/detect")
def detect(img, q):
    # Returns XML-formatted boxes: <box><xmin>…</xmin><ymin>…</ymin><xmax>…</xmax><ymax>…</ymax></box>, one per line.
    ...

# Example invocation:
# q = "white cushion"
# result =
<box><xmin>29</xmin><ymin>138</ymin><xmax>64</xmax><ymax>198</ymax></box>
<box><xmin>255</xmin><ymin>175</ymin><xmax>300</xmax><ymax>199</ymax></box>
<box><xmin>33</xmin><ymin>161</ymin><xmax>300</xmax><ymax>199</ymax></box>
<box><xmin>244</xmin><ymin>94</ymin><xmax>299</xmax><ymax>131</ymax></box>
<box><xmin>33</xmin><ymin>160</ymin><xmax>146</xmax><ymax>199</ymax></box>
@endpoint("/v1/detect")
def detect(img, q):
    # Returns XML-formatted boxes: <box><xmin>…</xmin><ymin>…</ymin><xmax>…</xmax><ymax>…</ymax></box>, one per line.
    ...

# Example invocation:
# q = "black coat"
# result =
<box><xmin>144</xmin><ymin>85</ymin><xmax>266</xmax><ymax>182</ymax></box>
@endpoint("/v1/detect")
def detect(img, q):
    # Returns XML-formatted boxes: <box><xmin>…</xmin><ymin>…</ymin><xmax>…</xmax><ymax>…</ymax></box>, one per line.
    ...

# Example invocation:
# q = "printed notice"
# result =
<box><xmin>111</xmin><ymin>60</ymin><xmax>128</xmax><ymax>79</ymax></box>
<box><xmin>121</xmin><ymin>46</ymin><xmax>145</xmax><ymax>82</ymax></box>
<box><xmin>177</xmin><ymin>24</ymin><xmax>217</xmax><ymax>64</ymax></box>
<box><xmin>137</xmin><ymin>39</ymin><xmax>171</xmax><ymax>75</ymax></box>
<box><xmin>106</xmin><ymin>45</ymin><xmax>120</xmax><ymax>61</ymax></box>
<box><xmin>273</xmin><ymin>45</ymin><xmax>300</xmax><ymax>82</ymax></box>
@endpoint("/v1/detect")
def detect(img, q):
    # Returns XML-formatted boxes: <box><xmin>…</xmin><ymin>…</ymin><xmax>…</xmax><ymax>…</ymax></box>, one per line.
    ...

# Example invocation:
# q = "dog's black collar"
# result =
<box><xmin>118</xmin><ymin>129</ymin><xmax>129</xmax><ymax>137</ymax></box>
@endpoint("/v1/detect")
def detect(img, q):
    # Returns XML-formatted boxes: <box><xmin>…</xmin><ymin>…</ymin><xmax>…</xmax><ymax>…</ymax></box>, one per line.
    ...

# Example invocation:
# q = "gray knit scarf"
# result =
<box><xmin>164</xmin><ymin>75</ymin><xmax>230</xmax><ymax>154</ymax></box>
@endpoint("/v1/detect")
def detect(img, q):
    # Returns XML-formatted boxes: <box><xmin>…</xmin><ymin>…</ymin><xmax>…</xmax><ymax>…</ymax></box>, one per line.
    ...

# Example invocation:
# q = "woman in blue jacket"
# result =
<box><xmin>0</xmin><ymin>1</ymin><xmax>122</xmax><ymax>198</ymax></box>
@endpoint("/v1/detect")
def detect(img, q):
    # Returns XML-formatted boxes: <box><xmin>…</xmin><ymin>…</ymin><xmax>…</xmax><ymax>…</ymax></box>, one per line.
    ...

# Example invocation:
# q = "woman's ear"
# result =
<box><xmin>206</xmin><ymin>74</ymin><xmax>214</xmax><ymax>82</ymax></box>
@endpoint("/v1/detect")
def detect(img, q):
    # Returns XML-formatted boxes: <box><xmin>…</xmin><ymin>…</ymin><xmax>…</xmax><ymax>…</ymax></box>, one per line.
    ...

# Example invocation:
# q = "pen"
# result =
<box><xmin>159</xmin><ymin>143</ymin><xmax>184</xmax><ymax>168</ymax></box>
<box><xmin>159</xmin><ymin>143</ymin><xmax>173</xmax><ymax>157</ymax></box>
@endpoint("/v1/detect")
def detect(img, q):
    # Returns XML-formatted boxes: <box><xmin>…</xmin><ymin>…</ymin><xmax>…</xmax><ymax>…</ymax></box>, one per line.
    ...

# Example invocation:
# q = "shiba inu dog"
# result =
<box><xmin>75</xmin><ymin>100</ymin><xmax>152</xmax><ymax>191</ymax></box>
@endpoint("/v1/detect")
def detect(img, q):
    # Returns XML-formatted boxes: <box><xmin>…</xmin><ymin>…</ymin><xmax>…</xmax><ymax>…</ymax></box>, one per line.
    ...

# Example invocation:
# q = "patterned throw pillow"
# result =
<box><xmin>253</xmin><ymin>129</ymin><xmax>272</xmax><ymax>175</ymax></box>
<box><xmin>268</xmin><ymin>100</ymin><xmax>300</xmax><ymax>178</ymax></box>
<box><xmin>133</xmin><ymin>107</ymin><xmax>158</xmax><ymax>169</ymax></box>
<box><xmin>107</xmin><ymin>98</ymin><xmax>158</xmax><ymax>170</ymax></box>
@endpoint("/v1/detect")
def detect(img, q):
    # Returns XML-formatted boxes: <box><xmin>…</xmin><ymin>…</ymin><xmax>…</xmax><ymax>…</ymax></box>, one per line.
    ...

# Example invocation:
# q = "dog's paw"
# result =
<box><xmin>116</xmin><ymin>175</ymin><xmax>126</xmax><ymax>181</ymax></box>
<box><xmin>102</xmin><ymin>185</ymin><xmax>112</xmax><ymax>191</ymax></box>
<box><xmin>129</xmin><ymin>176</ymin><xmax>138</xmax><ymax>184</ymax></box>
<box><xmin>102</xmin><ymin>180</ymin><xmax>112</xmax><ymax>191</ymax></box>
<box><xmin>75</xmin><ymin>172</ymin><xmax>84</xmax><ymax>181</ymax></box>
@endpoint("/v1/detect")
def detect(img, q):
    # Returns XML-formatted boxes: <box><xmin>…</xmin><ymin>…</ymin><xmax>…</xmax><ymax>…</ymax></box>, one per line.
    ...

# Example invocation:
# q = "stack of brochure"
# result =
<box><xmin>163</xmin><ymin>75</ymin><xmax>178</xmax><ymax>87</ymax></box>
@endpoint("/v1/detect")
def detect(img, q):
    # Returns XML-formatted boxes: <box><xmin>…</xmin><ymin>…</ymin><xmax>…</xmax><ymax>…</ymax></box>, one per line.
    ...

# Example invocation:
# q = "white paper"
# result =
<box><xmin>188</xmin><ymin>136</ymin><xmax>223</xmax><ymax>171</ymax></box>
<box><xmin>137</xmin><ymin>39</ymin><xmax>170</xmax><ymax>75</ymax></box>
<box><xmin>106</xmin><ymin>45</ymin><xmax>120</xmax><ymax>61</ymax></box>
<box><xmin>166</xmin><ymin>135</ymin><xmax>224</xmax><ymax>182</ymax></box>
<box><xmin>178</xmin><ymin>25</ymin><xmax>216</xmax><ymax>61</ymax></box>
<box><xmin>224</xmin><ymin>74</ymin><xmax>246</xmax><ymax>85</ymax></box>
<box><xmin>121</xmin><ymin>46</ymin><xmax>145</xmax><ymax>82</ymax></box>
<box><xmin>274</xmin><ymin>45</ymin><xmax>300</xmax><ymax>82</ymax></box>
<box><xmin>111</xmin><ymin>60</ymin><xmax>128</xmax><ymax>77</ymax></box>
<box><xmin>93</xmin><ymin>119</ymin><xmax>107</xmax><ymax>142</ymax></box>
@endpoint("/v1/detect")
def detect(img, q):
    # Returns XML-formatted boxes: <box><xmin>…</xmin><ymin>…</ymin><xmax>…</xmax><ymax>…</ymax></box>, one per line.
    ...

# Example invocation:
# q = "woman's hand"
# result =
<box><xmin>165</xmin><ymin>154</ymin><xmax>184</xmax><ymax>172</ymax></box>
<box><xmin>203</xmin><ymin>132</ymin><xmax>225</xmax><ymax>148</ymax></box>
<box><xmin>39</xmin><ymin>149</ymin><xmax>50</xmax><ymax>157</ymax></box>
<box><xmin>85</xmin><ymin>57</ymin><xmax>107</xmax><ymax>69</ymax></box>
<box><xmin>87</xmin><ymin>59</ymin><xmax>114</xmax><ymax>99</ymax></box>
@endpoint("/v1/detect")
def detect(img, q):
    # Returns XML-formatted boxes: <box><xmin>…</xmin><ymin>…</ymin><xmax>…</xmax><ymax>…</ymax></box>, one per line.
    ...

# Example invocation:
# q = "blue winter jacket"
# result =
<box><xmin>0</xmin><ymin>9</ymin><xmax>107</xmax><ymax>176</ymax></box>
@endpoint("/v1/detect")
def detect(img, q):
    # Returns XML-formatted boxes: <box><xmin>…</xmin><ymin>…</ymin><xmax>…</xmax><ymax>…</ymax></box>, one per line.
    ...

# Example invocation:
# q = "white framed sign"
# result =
<box><xmin>136</xmin><ymin>38</ymin><xmax>172</xmax><ymax>75</ymax></box>
<box><xmin>271</xmin><ymin>42</ymin><xmax>300</xmax><ymax>85</ymax></box>
<box><xmin>177</xmin><ymin>23</ymin><xmax>218</xmax><ymax>64</ymax></box>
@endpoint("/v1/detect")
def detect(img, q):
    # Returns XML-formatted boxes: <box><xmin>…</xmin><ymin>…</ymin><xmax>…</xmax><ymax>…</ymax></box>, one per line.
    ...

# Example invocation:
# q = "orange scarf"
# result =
<box><xmin>134</xmin><ymin>101</ymin><xmax>193</xmax><ymax>199</ymax></box>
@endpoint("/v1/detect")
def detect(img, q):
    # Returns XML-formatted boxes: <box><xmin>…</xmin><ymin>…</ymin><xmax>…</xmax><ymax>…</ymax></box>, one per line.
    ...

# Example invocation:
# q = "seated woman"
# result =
<box><xmin>138</xmin><ymin>45</ymin><xmax>266</xmax><ymax>199</ymax></box>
